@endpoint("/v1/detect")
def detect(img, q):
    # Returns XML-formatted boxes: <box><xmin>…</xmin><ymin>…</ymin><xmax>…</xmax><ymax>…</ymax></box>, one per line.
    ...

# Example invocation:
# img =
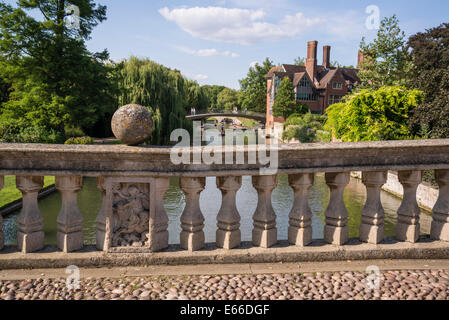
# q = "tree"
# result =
<box><xmin>216</xmin><ymin>88</ymin><xmax>239</xmax><ymax>112</ymax></box>
<box><xmin>0</xmin><ymin>0</ymin><xmax>115</xmax><ymax>137</ymax></box>
<box><xmin>294</xmin><ymin>57</ymin><xmax>305</xmax><ymax>66</ymax></box>
<box><xmin>202</xmin><ymin>85</ymin><xmax>225</xmax><ymax>112</ymax></box>
<box><xmin>0</xmin><ymin>76</ymin><xmax>9</xmax><ymax>105</ymax></box>
<box><xmin>324</xmin><ymin>86</ymin><xmax>423</xmax><ymax>142</ymax></box>
<box><xmin>239</xmin><ymin>58</ymin><xmax>274</xmax><ymax>113</ymax></box>
<box><xmin>407</xmin><ymin>23</ymin><xmax>449</xmax><ymax>138</ymax></box>
<box><xmin>185</xmin><ymin>80</ymin><xmax>209</xmax><ymax>114</ymax></box>
<box><xmin>359</xmin><ymin>15</ymin><xmax>412</xmax><ymax>88</ymax></box>
<box><xmin>272</xmin><ymin>77</ymin><xmax>297</xmax><ymax>118</ymax></box>
<box><xmin>282</xmin><ymin>112</ymin><xmax>323</xmax><ymax>143</ymax></box>
<box><xmin>117</xmin><ymin>57</ymin><xmax>200</xmax><ymax>145</ymax></box>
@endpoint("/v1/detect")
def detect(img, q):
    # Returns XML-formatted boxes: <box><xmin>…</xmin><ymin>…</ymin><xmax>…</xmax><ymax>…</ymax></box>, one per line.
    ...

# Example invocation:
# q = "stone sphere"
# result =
<box><xmin>111</xmin><ymin>104</ymin><xmax>153</xmax><ymax>146</ymax></box>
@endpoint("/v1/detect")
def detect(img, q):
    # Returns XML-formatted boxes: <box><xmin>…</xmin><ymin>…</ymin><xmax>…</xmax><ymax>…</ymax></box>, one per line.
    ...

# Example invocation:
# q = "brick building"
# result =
<box><xmin>265</xmin><ymin>41</ymin><xmax>362</xmax><ymax>129</ymax></box>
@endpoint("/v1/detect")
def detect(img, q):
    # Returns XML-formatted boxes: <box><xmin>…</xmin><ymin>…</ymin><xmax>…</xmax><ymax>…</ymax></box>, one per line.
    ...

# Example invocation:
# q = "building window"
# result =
<box><xmin>332</xmin><ymin>82</ymin><xmax>343</xmax><ymax>90</ymax></box>
<box><xmin>329</xmin><ymin>95</ymin><xmax>343</xmax><ymax>105</ymax></box>
<box><xmin>297</xmin><ymin>93</ymin><xmax>319</xmax><ymax>101</ymax></box>
<box><xmin>298</xmin><ymin>77</ymin><xmax>311</xmax><ymax>88</ymax></box>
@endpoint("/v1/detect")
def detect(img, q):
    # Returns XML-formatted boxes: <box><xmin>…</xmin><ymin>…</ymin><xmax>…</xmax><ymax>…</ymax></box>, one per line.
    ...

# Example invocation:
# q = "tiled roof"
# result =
<box><xmin>267</xmin><ymin>63</ymin><xmax>361</xmax><ymax>89</ymax></box>
<box><xmin>292</xmin><ymin>72</ymin><xmax>306</xmax><ymax>86</ymax></box>
<box><xmin>265</xmin><ymin>66</ymin><xmax>282</xmax><ymax>78</ymax></box>
<box><xmin>317</xmin><ymin>69</ymin><xmax>337</xmax><ymax>89</ymax></box>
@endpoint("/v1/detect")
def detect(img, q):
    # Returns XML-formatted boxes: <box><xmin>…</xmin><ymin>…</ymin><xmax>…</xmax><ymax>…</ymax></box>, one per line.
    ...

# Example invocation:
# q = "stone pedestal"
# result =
<box><xmin>148</xmin><ymin>178</ymin><xmax>170</xmax><ymax>252</ymax></box>
<box><xmin>56</xmin><ymin>176</ymin><xmax>84</xmax><ymax>252</ymax></box>
<box><xmin>360</xmin><ymin>171</ymin><xmax>387</xmax><ymax>244</ymax></box>
<box><xmin>180</xmin><ymin>177</ymin><xmax>206</xmax><ymax>251</ymax></box>
<box><xmin>396</xmin><ymin>171</ymin><xmax>422</xmax><ymax>243</ymax></box>
<box><xmin>252</xmin><ymin>175</ymin><xmax>278</xmax><ymax>248</ymax></box>
<box><xmin>431</xmin><ymin>170</ymin><xmax>449</xmax><ymax>241</ymax></box>
<box><xmin>0</xmin><ymin>176</ymin><xmax>3</xmax><ymax>250</ymax></box>
<box><xmin>16</xmin><ymin>176</ymin><xmax>45</xmax><ymax>253</ymax></box>
<box><xmin>288</xmin><ymin>173</ymin><xmax>314</xmax><ymax>247</ymax></box>
<box><xmin>96</xmin><ymin>177</ymin><xmax>108</xmax><ymax>251</ymax></box>
<box><xmin>324</xmin><ymin>172</ymin><xmax>350</xmax><ymax>245</ymax></box>
<box><xmin>216</xmin><ymin>176</ymin><xmax>242</xmax><ymax>249</ymax></box>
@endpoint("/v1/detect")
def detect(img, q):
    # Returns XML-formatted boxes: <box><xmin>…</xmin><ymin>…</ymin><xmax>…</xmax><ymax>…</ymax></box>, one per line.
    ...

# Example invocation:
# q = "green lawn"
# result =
<box><xmin>0</xmin><ymin>176</ymin><xmax>55</xmax><ymax>208</ymax></box>
<box><xmin>239</xmin><ymin>118</ymin><xmax>259</xmax><ymax>128</ymax></box>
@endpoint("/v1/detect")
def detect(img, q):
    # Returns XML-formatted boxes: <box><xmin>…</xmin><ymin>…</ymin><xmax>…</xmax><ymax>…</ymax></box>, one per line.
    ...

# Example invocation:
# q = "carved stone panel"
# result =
<box><xmin>110</xmin><ymin>182</ymin><xmax>150</xmax><ymax>248</ymax></box>
<box><xmin>101</xmin><ymin>177</ymin><xmax>170</xmax><ymax>252</ymax></box>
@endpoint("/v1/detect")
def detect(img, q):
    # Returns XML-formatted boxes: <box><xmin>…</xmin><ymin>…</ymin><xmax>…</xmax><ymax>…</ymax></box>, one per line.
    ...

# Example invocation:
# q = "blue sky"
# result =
<box><xmin>6</xmin><ymin>0</ymin><xmax>449</xmax><ymax>89</ymax></box>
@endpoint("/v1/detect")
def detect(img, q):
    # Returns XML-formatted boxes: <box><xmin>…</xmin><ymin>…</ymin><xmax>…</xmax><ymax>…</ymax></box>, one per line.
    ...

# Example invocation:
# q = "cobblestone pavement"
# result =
<box><xmin>0</xmin><ymin>270</ymin><xmax>448</xmax><ymax>300</ymax></box>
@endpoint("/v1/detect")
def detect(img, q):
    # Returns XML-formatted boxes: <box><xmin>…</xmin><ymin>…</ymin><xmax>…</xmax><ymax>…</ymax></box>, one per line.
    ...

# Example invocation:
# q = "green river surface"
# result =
<box><xmin>2</xmin><ymin>174</ymin><xmax>433</xmax><ymax>246</ymax></box>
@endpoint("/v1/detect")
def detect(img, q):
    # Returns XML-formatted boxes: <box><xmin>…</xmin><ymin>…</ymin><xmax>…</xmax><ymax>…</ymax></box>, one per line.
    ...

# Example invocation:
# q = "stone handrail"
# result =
<box><xmin>0</xmin><ymin>139</ymin><xmax>448</xmax><ymax>254</ymax></box>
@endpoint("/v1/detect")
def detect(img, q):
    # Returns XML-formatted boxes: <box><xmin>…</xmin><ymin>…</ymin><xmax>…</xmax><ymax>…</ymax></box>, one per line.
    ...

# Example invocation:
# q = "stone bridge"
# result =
<box><xmin>186</xmin><ymin>112</ymin><xmax>267</xmax><ymax>124</ymax></box>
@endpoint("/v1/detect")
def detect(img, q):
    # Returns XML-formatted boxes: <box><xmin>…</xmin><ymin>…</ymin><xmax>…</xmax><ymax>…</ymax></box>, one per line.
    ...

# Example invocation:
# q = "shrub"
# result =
<box><xmin>64</xmin><ymin>136</ymin><xmax>94</xmax><ymax>145</ymax></box>
<box><xmin>64</xmin><ymin>125</ymin><xmax>86</xmax><ymax>138</ymax></box>
<box><xmin>0</xmin><ymin>124</ymin><xmax>65</xmax><ymax>144</ymax></box>
<box><xmin>282</xmin><ymin>112</ymin><xmax>325</xmax><ymax>143</ymax></box>
<box><xmin>324</xmin><ymin>86</ymin><xmax>424</xmax><ymax>142</ymax></box>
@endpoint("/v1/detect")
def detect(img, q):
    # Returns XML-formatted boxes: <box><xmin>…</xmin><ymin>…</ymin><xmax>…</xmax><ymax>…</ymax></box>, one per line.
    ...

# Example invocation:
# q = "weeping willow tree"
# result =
<box><xmin>116</xmin><ymin>57</ymin><xmax>208</xmax><ymax>145</ymax></box>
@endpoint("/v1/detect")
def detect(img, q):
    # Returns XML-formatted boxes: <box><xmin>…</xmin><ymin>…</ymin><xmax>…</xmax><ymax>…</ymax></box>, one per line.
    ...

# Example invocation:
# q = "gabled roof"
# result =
<box><xmin>266</xmin><ymin>64</ymin><xmax>361</xmax><ymax>89</ymax></box>
<box><xmin>292</xmin><ymin>72</ymin><xmax>306</xmax><ymax>87</ymax></box>
<box><xmin>317</xmin><ymin>69</ymin><xmax>337</xmax><ymax>89</ymax></box>
<box><xmin>281</xmin><ymin>64</ymin><xmax>306</xmax><ymax>74</ymax></box>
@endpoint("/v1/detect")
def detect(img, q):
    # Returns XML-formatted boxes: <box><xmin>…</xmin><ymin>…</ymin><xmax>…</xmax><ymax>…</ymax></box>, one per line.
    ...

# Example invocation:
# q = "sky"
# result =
<box><xmin>6</xmin><ymin>0</ymin><xmax>449</xmax><ymax>89</ymax></box>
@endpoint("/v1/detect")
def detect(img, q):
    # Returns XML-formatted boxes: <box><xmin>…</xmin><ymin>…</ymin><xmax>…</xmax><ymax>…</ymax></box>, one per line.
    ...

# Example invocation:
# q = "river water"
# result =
<box><xmin>2</xmin><ymin>174</ymin><xmax>433</xmax><ymax>246</ymax></box>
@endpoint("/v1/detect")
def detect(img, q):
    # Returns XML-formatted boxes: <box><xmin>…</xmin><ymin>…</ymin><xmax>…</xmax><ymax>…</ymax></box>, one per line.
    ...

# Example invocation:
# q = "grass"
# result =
<box><xmin>239</xmin><ymin>118</ymin><xmax>259</xmax><ymax>128</ymax></box>
<box><xmin>0</xmin><ymin>175</ymin><xmax>55</xmax><ymax>208</ymax></box>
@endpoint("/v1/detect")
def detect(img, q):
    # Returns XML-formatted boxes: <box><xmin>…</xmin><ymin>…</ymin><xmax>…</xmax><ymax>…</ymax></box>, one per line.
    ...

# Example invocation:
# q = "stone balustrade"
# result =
<box><xmin>0</xmin><ymin>139</ymin><xmax>449</xmax><ymax>254</ymax></box>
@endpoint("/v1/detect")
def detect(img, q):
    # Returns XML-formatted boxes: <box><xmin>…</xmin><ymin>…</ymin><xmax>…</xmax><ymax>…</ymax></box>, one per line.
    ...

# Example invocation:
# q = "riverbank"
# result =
<box><xmin>0</xmin><ymin>176</ymin><xmax>56</xmax><ymax>217</ymax></box>
<box><xmin>351</xmin><ymin>171</ymin><xmax>438</xmax><ymax>212</ymax></box>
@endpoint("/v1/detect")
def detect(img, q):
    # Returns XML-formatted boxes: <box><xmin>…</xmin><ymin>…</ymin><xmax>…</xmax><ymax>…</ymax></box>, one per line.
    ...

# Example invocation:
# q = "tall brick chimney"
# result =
<box><xmin>306</xmin><ymin>40</ymin><xmax>318</xmax><ymax>82</ymax></box>
<box><xmin>357</xmin><ymin>50</ymin><xmax>365</xmax><ymax>69</ymax></box>
<box><xmin>323</xmin><ymin>45</ymin><xmax>331</xmax><ymax>69</ymax></box>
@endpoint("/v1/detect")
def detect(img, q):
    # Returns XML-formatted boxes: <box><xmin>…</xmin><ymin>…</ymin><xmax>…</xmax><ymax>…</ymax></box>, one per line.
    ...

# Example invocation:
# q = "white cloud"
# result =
<box><xmin>185</xmin><ymin>73</ymin><xmax>209</xmax><ymax>81</ymax></box>
<box><xmin>159</xmin><ymin>6</ymin><xmax>323</xmax><ymax>45</ymax></box>
<box><xmin>174</xmin><ymin>46</ymin><xmax>240</xmax><ymax>58</ymax></box>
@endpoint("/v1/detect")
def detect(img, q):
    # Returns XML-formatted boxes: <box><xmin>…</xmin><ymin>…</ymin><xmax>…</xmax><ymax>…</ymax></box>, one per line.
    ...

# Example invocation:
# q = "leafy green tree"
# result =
<box><xmin>217</xmin><ymin>88</ymin><xmax>239</xmax><ymax>112</ymax></box>
<box><xmin>0</xmin><ymin>76</ymin><xmax>9</xmax><ymax>104</ymax></box>
<box><xmin>0</xmin><ymin>0</ymin><xmax>115</xmax><ymax>137</ymax></box>
<box><xmin>359</xmin><ymin>15</ymin><xmax>412</xmax><ymax>88</ymax></box>
<box><xmin>202</xmin><ymin>85</ymin><xmax>226</xmax><ymax>112</ymax></box>
<box><xmin>294</xmin><ymin>57</ymin><xmax>305</xmax><ymax>66</ymax></box>
<box><xmin>185</xmin><ymin>80</ymin><xmax>209</xmax><ymax>114</ymax></box>
<box><xmin>282</xmin><ymin>112</ymin><xmax>323</xmax><ymax>143</ymax></box>
<box><xmin>272</xmin><ymin>77</ymin><xmax>297</xmax><ymax>118</ymax></box>
<box><xmin>239</xmin><ymin>58</ymin><xmax>274</xmax><ymax>113</ymax></box>
<box><xmin>117</xmin><ymin>57</ymin><xmax>198</xmax><ymax>145</ymax></box>
<box><xmin>324</xmin><ymin>86</ymin><xmax>423</xmax><ymax>141</ymax></box>
<box><xmin>407</xmin><ymin>23</ymin><xmax>449</xmax><ymax>138</ymax></box>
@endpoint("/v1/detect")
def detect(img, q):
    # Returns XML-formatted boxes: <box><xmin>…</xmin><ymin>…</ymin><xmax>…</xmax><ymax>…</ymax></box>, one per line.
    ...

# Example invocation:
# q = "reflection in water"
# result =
<box><xmin>3</xmin><ymin>175</ymin><xmax>432</xmax><ymax>245</ymax></box>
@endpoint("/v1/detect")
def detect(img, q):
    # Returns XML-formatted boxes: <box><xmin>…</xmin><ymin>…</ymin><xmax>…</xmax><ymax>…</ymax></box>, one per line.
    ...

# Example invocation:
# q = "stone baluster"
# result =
<box><xmin>431</xmin><ymin>170</ymin><xmax>449</xmax><ymax>241</ymax></box>
<box><xmin>360</xmin><ymin>171</ymin><xmax>387</xmax><ymax>244</ymax></box>
<box><xmin>180</xmin><ymin>177</ymin><xmax>206</xmax><ymax>251</ymax></box>
<box><xmin>216</xmin><ymin>176</ymin><xmax>242</xmax><ymax>249</ymax></box>
<box><xmin>288</xmin><ymin>173</ymin><xmax>314</xmax><ymax>247</ymax></box>
<box><xmin>324</xmin><ymin>172</ymin><xmax>350</xmax><ymax>245</ymax></box>
<box><xmin>16</xmin><ymin>176</ymin><xmax>45</xmax><ymax>253</ymax></box>
<box><xmin>0</xmin><ymin>176</ymin><xmax>4</xmax><ymax>250</ymax></box>
<box><xmin>396</xmin><ymin>171</ymin><xmax>422</xmax><ymax>243</ymax></box>
<box><xmin>252</xmin><ymin>175</ymin><xmax>278</xmax><ymax>248</ymax></box>
<box><xmin>55</xmin><ymin>176</ymin><xmax>84</xmax><ymax>252</ymax></box>
<box><xmin>148</xmin><ymin>178</ymin><xmax>170</xmax><ymax>252</ymax></box>
<box><xmin>96</xmin><ymin>177</ymin><xmax>108</xmax><ymax>251</ymax></box>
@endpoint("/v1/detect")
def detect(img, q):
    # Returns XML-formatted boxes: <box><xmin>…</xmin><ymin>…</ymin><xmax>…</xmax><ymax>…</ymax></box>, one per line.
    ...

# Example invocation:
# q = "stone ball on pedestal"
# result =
<box><xmin>111</xmin><ymin>104</ymin><xmax>153</xmax><ymax>146</ymax></box>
